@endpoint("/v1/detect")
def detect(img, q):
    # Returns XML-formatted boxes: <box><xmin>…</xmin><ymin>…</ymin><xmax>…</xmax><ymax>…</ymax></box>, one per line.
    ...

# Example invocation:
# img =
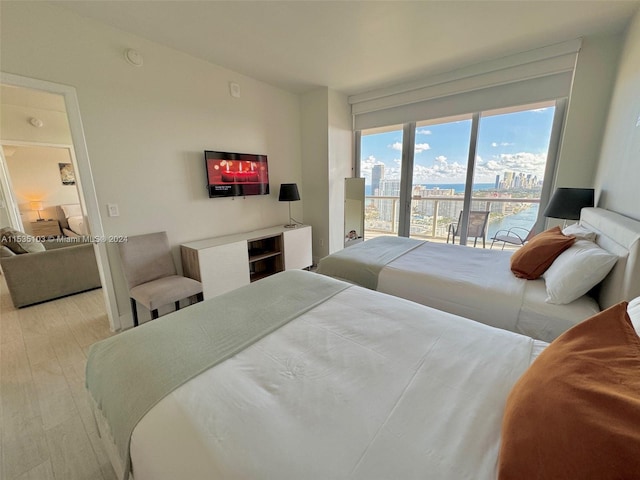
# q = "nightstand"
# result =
<box><xmin>31</xmin><ymin>220</ymin><xmax>61</xmax><ymax>238</ymax></box>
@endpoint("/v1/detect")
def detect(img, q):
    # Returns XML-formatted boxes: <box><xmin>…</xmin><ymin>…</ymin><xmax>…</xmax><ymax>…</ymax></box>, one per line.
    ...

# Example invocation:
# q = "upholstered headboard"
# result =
<box><xmin>54</xmin><ymin>205</ymin><xmax>71</xmax><ymax>230</ymax></box>
<box><xmin>38</xmin><ymin>205</ymin><xmax>67</xmax><ymax>229</ymax></box>
<box><xmin>580</xmin><ymin>207</ymin><xmax>640</xmax><ymax>309</ymax></box>
<box><xmin>39</xmin><ymin>205</ymin><xmax>79</xmax><ymax>232</ymax></box>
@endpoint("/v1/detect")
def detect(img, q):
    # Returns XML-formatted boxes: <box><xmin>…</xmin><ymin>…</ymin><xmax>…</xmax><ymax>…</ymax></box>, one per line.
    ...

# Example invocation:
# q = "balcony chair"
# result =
<box><xmin>447</xmin><ymin>210</ymin><xmax>490</xmax><ymax>248</ymax></box>
<box><xmin>118</xmin><ymin>231</ymin><xmax>204</xmax><ymax>327</ymax></box>
<box><xmin>490</xmin><ymin>225</ymin><xmax>536</xmax><ymax>250</ymax></box>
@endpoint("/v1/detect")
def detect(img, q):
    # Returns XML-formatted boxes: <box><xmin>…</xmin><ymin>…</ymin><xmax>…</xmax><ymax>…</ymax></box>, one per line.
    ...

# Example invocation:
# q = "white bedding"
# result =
<box><xmin>67</xmin><ymin>214</ymin><xmax>87</xmax><ymax>235</ymax></box>
<box><xmin>378</xmin><ymin>241</ymin><xmax>599</xmax><ymax>342</ymax></box>
<box><xmin>127</xmin><ymin>285</ymin><xmax>546</xmax><ymax>480</ymax></box>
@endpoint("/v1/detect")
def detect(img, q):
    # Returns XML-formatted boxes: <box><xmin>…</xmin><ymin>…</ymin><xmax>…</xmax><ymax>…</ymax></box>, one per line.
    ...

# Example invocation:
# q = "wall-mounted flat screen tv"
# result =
<box><xmin>205</xmin><ymin>150</ymin><xmax>269</xmax><ymax>198</ymax></box>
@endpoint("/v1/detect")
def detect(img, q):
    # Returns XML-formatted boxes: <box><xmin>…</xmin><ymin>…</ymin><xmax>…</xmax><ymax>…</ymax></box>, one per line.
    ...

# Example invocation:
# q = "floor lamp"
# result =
<box><xmin>279</xmin><ymin>183</ymin><xmax>300</xmax><ymax>228</ymax></box>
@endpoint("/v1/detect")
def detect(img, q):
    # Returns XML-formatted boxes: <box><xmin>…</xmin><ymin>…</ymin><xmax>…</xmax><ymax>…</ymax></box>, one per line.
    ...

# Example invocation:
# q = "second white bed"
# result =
<box><xmin>379</xmin><ymin>241</ymin><xmax>599</xmax><ymax>341</ymax></box>
<box><xmin>318</xmin><ymin>208</ymin><xmax>640</xmax><ymax>342</ymax></box>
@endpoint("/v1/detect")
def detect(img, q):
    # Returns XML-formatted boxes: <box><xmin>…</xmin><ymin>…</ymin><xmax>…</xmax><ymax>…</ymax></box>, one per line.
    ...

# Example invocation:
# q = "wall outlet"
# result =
<box><xmin>107</xmin><ymin>203</ymin><xmax>119</xmax><ymax>217</ymax></box>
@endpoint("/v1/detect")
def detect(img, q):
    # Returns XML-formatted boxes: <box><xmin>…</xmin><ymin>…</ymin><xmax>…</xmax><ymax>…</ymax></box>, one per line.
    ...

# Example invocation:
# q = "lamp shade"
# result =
<box><xmin>30</xmin><ymin>201</ymin><xmax>43</xmax><ymax>211</ymax></box>
<box><xmin>278</xmin><ymin>183</ymin><xmax>300</xmax><ymax>202</ymax></box>
<box><xmin>543</xmin><ymin>187</ymin><xmax>594</xmax><ymax>220</ymax></box>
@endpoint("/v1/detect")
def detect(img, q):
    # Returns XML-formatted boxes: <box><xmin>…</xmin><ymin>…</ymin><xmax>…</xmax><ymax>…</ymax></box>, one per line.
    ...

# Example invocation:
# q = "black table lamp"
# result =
<box><xmin>543</xmin><ymin>187</ymin><xmax>594</xmax><ymax>227</ymax></box>
<box><xmin>279</xmin><ymin>183</ymin><xmax>301</xmax><ymax>228</ymax></box>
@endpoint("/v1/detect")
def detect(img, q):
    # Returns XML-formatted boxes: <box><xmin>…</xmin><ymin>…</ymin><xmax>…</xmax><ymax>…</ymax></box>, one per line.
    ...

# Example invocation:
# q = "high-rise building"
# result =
<box><xmin>377</xmin><ymin>178</ymin><xmax>401</xmax><ymax>224</ymax></box>
<box><xmin>379</xmin><ymin>178</ymin><xmax>400</xmax><ymax>196</ymax></box>
<box><xmin>372</xmin><ymin>164</ymin><xmax>384</xmax><ymax>195</ymax></box>
<box><xmin>513</xmin><ymin>173</ymin><xmax>522</xmax><ymax>189</ymax></box>
<box><xmin>503</xmin><ymin>171</ymin><xmax>515</xmax><ymax>189</ymax></box>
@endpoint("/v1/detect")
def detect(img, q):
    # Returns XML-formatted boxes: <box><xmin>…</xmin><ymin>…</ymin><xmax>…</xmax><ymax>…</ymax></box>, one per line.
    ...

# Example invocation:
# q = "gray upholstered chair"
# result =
<box><xmin>118</xmin><ymin>231</ymin><xmax>203</xmax><ymax>327</ymax></box>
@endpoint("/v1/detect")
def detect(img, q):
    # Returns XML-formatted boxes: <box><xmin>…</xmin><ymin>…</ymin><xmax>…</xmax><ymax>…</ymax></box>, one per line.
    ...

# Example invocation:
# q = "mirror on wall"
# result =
<box><xmin>344</xmin><ymin>177</ymin><xmax>365</xmax><ymax>248</ymax></box>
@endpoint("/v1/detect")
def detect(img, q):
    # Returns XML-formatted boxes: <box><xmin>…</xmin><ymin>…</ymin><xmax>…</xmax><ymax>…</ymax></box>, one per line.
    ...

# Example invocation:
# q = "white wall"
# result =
<box><xmin>301</xmin><ymin>88</ymin><xmax>329</xmax><ymax>261</ymax></box>
<box><xmin>1</xmin><ymin>2</ymin><xmax>302</xmax><ymax>324</ymax></box>
<box><xmin>300</xmin><ymin>88</ymin><xmax>352</xmax><ymax>262</ymax></box>
<box><xmin>595</xmin><ymin>9</ymin><xmax>640</xmax><ymax>219</ymax></box>
<box><xmin>5</xmin><ymin>145</ymin><xmax>81</xmax><ymax>223</ymax></box>
<box><xmin>554</xmin><ymin>32</ymin><xmax>623</xmax><ymax>189</ymax></box>
<box><xmin>328</xmin><ymin>90</ymin><xmax>353</xmax><ymax>253</ymax></box>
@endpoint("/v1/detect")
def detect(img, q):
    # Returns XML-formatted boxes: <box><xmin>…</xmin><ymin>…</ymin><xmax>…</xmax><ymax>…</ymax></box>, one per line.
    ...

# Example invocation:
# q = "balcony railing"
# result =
<box><xmin>365</xmin><ymin>195</ymin><xmax>540</xmax><ymax>244</ymax></box>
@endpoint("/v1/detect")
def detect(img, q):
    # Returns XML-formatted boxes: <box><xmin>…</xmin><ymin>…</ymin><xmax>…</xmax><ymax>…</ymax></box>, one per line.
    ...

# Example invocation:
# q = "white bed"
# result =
<box><xmin>86</xmin><ymin>270</ymin><xmax>640</xmax><ymax>480</ymax></box>
<box><xmin>88</xmin><ymin>270</ymin><xmax>547</xmax><ymax>480</ymax></box>
<box><xmin>317</xmin><ymin>208</ymin><xmax>640</xmax><ymax>342</ymax></box>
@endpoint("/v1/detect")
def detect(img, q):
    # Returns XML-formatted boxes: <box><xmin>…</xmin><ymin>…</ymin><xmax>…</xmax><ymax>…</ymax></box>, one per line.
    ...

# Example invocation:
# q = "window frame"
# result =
<box><xmin>357</xmin><ymin>98</ymin><xmax>568</xmax><ymax>244</ymax></box>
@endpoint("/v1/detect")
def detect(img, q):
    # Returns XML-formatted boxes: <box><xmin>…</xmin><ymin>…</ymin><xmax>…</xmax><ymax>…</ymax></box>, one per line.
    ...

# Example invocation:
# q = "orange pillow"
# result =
<box><xmin>509</xmin><ymin>226</ymin><xmax>575</xmax><ymax>279</ymax></box>
<box><xmin>498</xmin><ymin>302</ymin><xmax>640</xmax><ymax>480</ymax></box>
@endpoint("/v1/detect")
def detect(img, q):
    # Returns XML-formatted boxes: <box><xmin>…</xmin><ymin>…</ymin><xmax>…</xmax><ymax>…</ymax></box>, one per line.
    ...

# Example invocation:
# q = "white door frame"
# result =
<box><xmin>0</xmin><ymin>146</ymin><xmax>24</xmax><ymax>231</ymax></box>
<box><xmin>1</xmin><ymin>72</ymin><xmax>120</xmax><ymax>331</ymax></box>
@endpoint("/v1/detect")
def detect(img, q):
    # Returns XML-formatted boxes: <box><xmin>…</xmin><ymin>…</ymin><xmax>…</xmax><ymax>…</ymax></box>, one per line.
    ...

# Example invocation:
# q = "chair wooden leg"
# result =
<box><xmin>196</xmin><ymin>292</ymin><xmax>204</xmax><ymax>303</ymax></box>
<box><xmin>175</xmin><ymin>300</ymin><xmax>180</xmax><ymax>311</ymax></box>
<box><xmin>152</xmin><ymin>309</ymin><xmax>159</xmax><ymax>319</ymax></box>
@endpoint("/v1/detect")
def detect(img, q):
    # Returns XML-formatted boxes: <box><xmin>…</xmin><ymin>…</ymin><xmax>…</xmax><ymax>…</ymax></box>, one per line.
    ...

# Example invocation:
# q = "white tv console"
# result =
<box><xmin>181</xmin><ymin>224</ymin><xmax>312</xmax><ymax>299</ymax></box>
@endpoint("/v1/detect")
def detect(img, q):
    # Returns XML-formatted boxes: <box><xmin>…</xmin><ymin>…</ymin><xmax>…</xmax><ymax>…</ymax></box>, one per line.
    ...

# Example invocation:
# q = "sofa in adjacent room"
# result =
<box><xmin>0</xmin><ymin>227</ymin><xmax>102</xmax><ymax>308</ymax></box>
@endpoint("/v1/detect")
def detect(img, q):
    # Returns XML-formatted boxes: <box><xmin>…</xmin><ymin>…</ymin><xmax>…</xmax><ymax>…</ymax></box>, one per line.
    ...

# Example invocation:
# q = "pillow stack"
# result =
<box><xmin>509</xmin><ymin>223</ymin><xmax>618</xmax><ymax>305</ymax></box>
<box><xmin>509</xmin><ymin>226</ymin><xmax>575</xmax><ymax>280</ymax></box>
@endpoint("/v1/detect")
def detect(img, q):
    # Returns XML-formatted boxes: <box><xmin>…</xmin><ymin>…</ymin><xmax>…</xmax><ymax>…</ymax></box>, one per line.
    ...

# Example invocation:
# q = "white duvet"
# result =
<box><xmin>378</xmin><ymin>242</ymin><xmax>599</xmax><ymax>342</ymax></box>
<box><xmin>126</xmin><ymin>285</ymin><xmax>546</xmax><ymax>480</ymax></box>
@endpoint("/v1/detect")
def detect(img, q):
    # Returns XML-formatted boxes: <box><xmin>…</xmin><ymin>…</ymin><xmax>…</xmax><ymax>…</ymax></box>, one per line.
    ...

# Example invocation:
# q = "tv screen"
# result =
<box><xmin>205</xmin><ymin>150</ymin><xmax>269</xmax><ymax>198</ymax></box>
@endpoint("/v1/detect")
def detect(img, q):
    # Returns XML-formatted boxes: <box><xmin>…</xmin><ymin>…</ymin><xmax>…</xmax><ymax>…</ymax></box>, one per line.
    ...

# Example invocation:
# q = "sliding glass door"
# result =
<box><xmin>409</xmin><ymin>115</ymin><xmax>472</xmax><ymax>239</ymax></box>
<box><xmin>473</xmin><ymin>103</ymin><xmax>556</xmax><ymax>244</ymax></box>
<box><xmin>359</xmin><ymin>100</ymin><xmax>563</xmax><ymax>246</ymax></box>
<box><xmin>360</xmin><ymin>125</ymin><xmax>403</xmax><ymax>238</ymax></box>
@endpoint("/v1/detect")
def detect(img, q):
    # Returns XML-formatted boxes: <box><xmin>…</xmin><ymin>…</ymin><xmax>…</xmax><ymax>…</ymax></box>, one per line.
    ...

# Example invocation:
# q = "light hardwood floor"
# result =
<box><xmin>0</xmin><ymin>274</ymin><xmax>117</xmax><ymax>480</ymax></box>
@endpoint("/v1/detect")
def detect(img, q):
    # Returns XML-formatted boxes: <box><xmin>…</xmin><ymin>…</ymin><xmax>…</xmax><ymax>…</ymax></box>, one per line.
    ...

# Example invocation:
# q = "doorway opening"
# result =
<box><xmin>0</xmin><ymin>73</ymin><xmax>119</xmax><ymax>330</ymax></box>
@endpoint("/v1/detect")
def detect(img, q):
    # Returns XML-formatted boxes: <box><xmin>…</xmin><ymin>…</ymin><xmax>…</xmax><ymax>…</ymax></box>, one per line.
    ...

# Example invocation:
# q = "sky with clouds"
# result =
<box><xmin>360</xmin><ymin>107</ymin><xmax>555</xmax><ymax>187</ymax></box>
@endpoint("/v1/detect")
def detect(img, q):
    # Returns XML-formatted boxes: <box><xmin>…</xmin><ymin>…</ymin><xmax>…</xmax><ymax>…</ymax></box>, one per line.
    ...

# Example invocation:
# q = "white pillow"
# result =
<box><xmin>61</xmin><ymin>203</ymin><xmax>82</xmax><ymax>218</ymax></box>
<box><xmin>543</xmin><ymin>239</ymin><xmax>618</xmax><ymax>305</ymax></box>
<box><xmin>562</xmin><ymin>223</ymin><xmax>597</xmax><ymax>241</ymax></box>
<box><xmin>628</xmin><ymin>297</ymin><xmax>640</xmax><ymax>335</ymax></box>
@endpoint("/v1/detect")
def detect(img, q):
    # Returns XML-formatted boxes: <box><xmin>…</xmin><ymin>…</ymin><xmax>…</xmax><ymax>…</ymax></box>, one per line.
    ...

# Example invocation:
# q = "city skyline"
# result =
<box><xmin>360</xmin><ymin>106</ymin><xmax>555</xmax><ymax>187</ymax></box>
<box><xmin>371</xmin><ymin>169</ymin><xmax>541</xmax><ymax>196</ymax></box>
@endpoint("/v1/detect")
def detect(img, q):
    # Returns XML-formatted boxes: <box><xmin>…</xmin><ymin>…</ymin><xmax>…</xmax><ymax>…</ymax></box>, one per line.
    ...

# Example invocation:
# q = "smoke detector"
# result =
<box><xmin>125</xmin><ymin>48</ymin><xmax>144</xmax><ymax>67</ymax></box>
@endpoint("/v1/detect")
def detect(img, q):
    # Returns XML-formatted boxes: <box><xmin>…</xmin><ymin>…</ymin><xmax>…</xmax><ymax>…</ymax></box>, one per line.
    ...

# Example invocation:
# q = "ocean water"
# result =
<box><xmin>486</xmin><ymin>204</ymin><xmax>538</xmax><ymax>239</ymax></box>
<box><xmin>366</xmin><ymin>183</ymin><xmax>495</xmax><ymax>195</ymax></box>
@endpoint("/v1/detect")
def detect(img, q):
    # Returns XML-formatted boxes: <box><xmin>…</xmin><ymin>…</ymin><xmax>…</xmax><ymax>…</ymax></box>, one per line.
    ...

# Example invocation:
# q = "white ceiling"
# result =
<box><xmin>1</xmin><ymin>85</ymin><xmax>66</xmax><ymax>112</ymax></box>
<box><xmin>44</xmin><ymin>1</ymin><xmax>640</xmax><ymax>95</ymax></box>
